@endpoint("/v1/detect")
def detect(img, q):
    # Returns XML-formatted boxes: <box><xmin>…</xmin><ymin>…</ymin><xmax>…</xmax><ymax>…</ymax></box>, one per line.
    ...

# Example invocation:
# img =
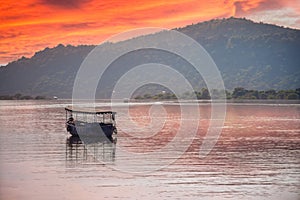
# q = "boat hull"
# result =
<box><xmin>70</xmin><ymin>122</ymin><xmax>115</xmax><ymax>143</ymax></box>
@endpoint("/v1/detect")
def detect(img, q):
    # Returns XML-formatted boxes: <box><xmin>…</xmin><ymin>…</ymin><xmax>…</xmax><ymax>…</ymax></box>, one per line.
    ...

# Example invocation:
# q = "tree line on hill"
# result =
<box><xmin>0</xmin><ymin>93</ymin><xmax>47</xmax><ymax>100</ymax></box>
<box><xmin>0</xmin><ymin>88</ymin><xmax>299</xmax><ymax>100</ymax></box>
<box><xmin>134</xmin><ymin>87</ymin><xmax>300</xmax><ymax>100</ymax></box>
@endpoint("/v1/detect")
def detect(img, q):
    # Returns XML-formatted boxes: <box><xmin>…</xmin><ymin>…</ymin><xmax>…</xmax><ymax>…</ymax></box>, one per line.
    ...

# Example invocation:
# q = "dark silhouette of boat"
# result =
<box><xmin>65</xmin><ymin>106</ymin><xmax>117</xmax><ymax>143</ymax></box>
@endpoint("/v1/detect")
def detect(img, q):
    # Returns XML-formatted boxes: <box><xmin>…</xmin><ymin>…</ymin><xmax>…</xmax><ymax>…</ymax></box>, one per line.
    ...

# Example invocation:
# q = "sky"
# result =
<box><xmin>1</xmin><ymin>0</ymin><xmax>300</xmax><ymax>65</ymax></box>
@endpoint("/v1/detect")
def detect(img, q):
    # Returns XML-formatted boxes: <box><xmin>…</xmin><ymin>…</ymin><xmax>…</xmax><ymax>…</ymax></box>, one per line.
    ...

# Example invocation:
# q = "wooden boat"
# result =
<box><xmin>65</xmin><ymin>106</ymin><xmax>117</xmax><ymax>142</ymax></box>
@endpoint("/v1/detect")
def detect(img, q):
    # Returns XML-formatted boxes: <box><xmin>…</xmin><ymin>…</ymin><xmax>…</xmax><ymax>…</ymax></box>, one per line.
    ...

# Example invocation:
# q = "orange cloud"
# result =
<box><xmin>0</xmin><ymin>0</ymin><xmax>299</xmax><ymax>65</ymax></box>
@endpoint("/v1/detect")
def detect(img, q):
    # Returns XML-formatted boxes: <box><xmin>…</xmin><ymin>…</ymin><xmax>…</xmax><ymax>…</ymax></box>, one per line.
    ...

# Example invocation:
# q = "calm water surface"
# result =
<box><xmin>0</xmin><ymin>100</ymin><xmax>299</xmax><ymax>200</ymax></box>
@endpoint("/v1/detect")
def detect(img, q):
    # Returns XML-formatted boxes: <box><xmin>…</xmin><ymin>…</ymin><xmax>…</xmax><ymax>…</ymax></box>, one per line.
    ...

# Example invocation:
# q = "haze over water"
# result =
<box><xmin>0</xmin><ymin>100</ymin><xmax>299</xmax><ymax>200</ymax></box>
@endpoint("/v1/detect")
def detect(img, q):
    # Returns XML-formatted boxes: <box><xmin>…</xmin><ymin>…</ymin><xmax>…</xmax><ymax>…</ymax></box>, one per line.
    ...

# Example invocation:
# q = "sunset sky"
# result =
<box><xmin>1</xmin><ymin>0</ymin><xmax>299</xmax><ymax>65</ymax></box>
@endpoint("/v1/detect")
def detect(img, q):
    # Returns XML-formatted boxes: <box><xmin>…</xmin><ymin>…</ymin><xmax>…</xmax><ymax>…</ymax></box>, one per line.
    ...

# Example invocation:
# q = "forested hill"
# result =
<box><xmin>178</xmin><ymin>18</ymin><xmax>300</xmax><ymax>90</ymax></box>
<box><xmin>0</xmin><ymin>45</ymin><xmax>94</xmax><ymax>98</ymax></box>
<box><xmin>0</xmin><ymin>17</ymin><xmax>299</xmax><ymax>98</ymax></box>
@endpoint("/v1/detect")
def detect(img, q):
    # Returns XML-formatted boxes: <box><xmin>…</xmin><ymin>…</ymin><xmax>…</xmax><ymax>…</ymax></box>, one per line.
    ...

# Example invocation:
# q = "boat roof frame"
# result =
<box><xmin>65</xmin><ymin>106</ymin><xmax>116</xmax><ymax>115</ymax></box>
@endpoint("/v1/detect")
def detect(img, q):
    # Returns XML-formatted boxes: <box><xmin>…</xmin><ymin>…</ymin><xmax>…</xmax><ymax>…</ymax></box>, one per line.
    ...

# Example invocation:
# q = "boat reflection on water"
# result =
<box><xmin>65</xmin><ymin>106</ymin><xmax>118</xmax><ymax>167</ymax></box>
<box><xmin>65</xmin><ymin>135</ymin><xmax>117</xmax><ymax>167</ymax></box>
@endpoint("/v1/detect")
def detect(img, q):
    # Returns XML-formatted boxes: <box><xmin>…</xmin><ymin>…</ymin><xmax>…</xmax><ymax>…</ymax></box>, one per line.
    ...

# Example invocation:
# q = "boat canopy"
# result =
<box><xmin>65</xmin><ymin>106</ymin><xmax>116</xmax><ymax>115</ymax></box>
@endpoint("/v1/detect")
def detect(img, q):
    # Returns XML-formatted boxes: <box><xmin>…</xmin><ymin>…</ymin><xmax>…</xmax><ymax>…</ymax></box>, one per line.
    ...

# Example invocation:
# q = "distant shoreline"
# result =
<box><xmin>130</xmin><ymin>99</ymin><xmax>300</xmax><ymax>104</ymax></box>
<box><xmin>0</xmin><ymin>99</ymin><xmax>300</xmax><ymax>106</ymax></box>
<box><xmin>2</xmin><ymin>98</ymin><xmax>299</xmax><ymax>105</ymax></box>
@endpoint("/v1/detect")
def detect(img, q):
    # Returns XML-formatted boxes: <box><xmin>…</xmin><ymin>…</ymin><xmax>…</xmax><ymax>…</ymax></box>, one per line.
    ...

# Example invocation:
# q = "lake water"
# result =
<box><xmin>0</xmin><ymin>100</ymin><xmax>299</xmax><ymax>200</ymax></box>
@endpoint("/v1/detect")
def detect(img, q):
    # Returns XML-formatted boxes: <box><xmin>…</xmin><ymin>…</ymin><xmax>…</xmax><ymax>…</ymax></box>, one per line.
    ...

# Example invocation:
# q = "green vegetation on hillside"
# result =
<box><xmin>1</xmin><ymin>88</ymin><xmax>299</xmax><ymax>100</ymax></box>
<box><xmin>134</xmin><ymin>88</ymin><xmax>300</xmax><ymax>100</ymax></box>
<box><xmin>0</xmin><ymin>93</ymin><xmax>47</xmax><ymax>100</ymax></box>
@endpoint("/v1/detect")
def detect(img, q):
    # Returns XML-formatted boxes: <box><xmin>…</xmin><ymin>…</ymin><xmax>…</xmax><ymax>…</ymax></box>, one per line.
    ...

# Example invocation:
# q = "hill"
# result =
<box><xmin>0</xmin><ymin>17</ymin><xmax>299</xmax><ymax>98</ymax></box>
<box><xmin>0</xmin><ymin>44</ymin><xmax>94</xmax><ymax>98</ymax></box>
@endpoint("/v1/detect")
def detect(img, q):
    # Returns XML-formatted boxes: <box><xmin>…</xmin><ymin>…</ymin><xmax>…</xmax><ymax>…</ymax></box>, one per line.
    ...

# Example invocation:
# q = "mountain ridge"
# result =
<box><xmin>0</xmin><ymin>17</ymin><xmax>299</xmax><ymax>98</ymax></box>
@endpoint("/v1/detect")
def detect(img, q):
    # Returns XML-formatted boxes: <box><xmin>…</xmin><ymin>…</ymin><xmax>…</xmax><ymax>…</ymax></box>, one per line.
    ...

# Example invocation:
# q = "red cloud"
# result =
<box><xmin>38</xmin><ymin>0</ymin><xmax>92</xmax><ymax>8</ymax></box>
<box><xmin>0</xmin><ymin>0</ymin><xmax>299</xmax><ymax>64</ymax></box>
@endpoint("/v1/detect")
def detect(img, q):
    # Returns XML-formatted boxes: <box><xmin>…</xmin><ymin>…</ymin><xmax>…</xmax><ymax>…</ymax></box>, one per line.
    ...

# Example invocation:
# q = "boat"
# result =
<box><xmin>65</xmin><ymin>106</ymin><xmax>117</xmax><ymax>142</ymax></box>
